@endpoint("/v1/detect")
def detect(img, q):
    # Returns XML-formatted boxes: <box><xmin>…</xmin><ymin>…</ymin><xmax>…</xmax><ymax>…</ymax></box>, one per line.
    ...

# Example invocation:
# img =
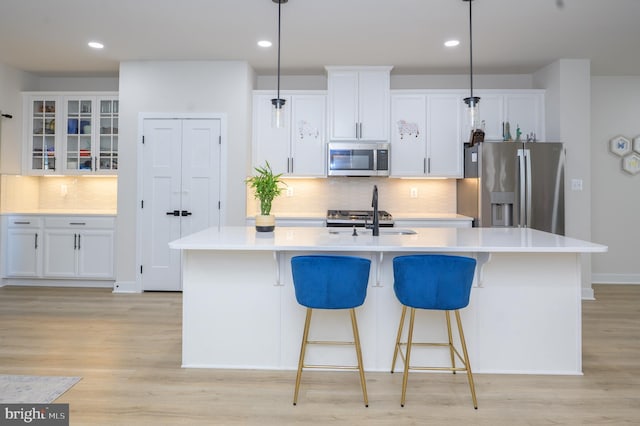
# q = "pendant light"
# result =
<box><xmin>271</xmin><ymin>0</ymin><xmax>288</xmax><ymax>128</ymax></box>
<box><xmin>462</xmin><ymin>0</ymin><xmax>480</xmax><ymax>130</ymax></box>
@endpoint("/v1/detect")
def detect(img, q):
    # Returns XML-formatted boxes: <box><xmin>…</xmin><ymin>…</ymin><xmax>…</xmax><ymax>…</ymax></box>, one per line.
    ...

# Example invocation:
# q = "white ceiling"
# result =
<box><xmin>1</xmin><ymin>0</ymin><xmax>638</xmax><ymax>77</ymax></box>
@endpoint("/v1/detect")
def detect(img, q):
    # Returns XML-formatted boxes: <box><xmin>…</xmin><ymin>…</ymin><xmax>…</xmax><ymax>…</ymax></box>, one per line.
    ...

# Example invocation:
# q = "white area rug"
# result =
<box><xmin>0</xmin><ymin>375</ymin><xmax>81</xmax><ymax>403</ymax></box>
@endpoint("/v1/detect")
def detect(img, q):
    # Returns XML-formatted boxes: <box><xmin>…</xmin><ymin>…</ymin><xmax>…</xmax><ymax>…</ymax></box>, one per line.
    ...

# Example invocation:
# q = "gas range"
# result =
<box><xmin>326</xmin><ymin>210</ymin><xmax>394</xmax><ymax>227</ymax></box>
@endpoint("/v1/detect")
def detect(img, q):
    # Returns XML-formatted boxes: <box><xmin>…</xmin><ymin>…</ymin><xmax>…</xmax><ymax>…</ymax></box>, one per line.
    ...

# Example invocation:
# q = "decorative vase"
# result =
<box><xmin>255</xmin><ymin>214</ymin><xmax>275</xmax><ymax>232</ymax></box>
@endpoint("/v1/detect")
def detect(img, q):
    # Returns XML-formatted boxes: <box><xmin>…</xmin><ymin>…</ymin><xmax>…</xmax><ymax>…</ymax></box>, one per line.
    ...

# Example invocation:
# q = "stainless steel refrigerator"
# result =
<box><xmin>457</xmin><ymin>141</ymin><xmax>565</xmax><ymax>235</ymax></box>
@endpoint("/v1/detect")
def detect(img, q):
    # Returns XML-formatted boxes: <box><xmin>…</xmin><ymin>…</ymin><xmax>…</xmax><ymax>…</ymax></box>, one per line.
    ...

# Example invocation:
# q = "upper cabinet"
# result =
<box><xmin>23</xmin><ymin>92</ymin><xmax>118</xmax><ymax>175</ymax></box>
<box><xmin>26</xmin><ymin>95</ymin><xmax>60</xmax><ymax>174</ymax></box>
<box><xmin>326</xmin><ymin>66</ymin><xmax>392</xmax><ymax>142</ymax></box>
<box><xmin>390</xmin><ymin>92</ymin><xmax>463</xmax><ymax>178</ymax></box>
<box><xmin>252</xmin><ymin>91</ymin><xmax>327</xmax><ymax>177</ymax></box>
<box><xmin>461</xmin><ymin>90</ymin><xmax>545</xmax><ymax>142</ymax></box>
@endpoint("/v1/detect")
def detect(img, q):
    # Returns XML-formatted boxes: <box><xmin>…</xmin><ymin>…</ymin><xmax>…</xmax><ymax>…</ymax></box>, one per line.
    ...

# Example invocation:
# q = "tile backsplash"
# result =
<box><xmin>1</xmin><ymin>175</ymin><xmax>117</xmax><ymax>213</ymax></box>
<box><xmin>246</xmin><ymin>177</ymin><xmax>457</xmax><ymax>216</ymax></box>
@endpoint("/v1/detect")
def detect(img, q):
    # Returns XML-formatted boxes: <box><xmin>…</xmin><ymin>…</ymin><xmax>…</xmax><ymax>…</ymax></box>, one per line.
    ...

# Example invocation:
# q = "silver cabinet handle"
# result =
<box><xmin>74</xmin><ymin>234</ymin><xmax>77</xmax><ymax>250</ymax></box>
<box><xmin>359</xmin><ymin>122</ymin><xmax>363</xmax><ymax>139</ymax></box>
<box><xmin>14</xmin><ymin>221</ymin><xmax>31</xmax><ymax>225</ymax></box>
<box><xmin>34</xmin><ymin>233</ymin><xmax>38</xmax><ymax>250</ymax></box>
<box><xmin>78</xmin><ymin>234</ymin><xmax>81</xmax><ymax>250</ymax></box>
<box><xmin>69</xmin><ymin>222</ymin><xmax>86</xmax><ymax>226</ymax></box>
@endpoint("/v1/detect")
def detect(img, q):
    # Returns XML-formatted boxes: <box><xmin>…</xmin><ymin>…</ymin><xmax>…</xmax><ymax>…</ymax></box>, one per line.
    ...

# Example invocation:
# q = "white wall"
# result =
<box><xmin>257</xmin><ymin>73</ymin><xmax>534</xmax><ymax>91</ymax></box>
<box><xmin>0</xmin><ymin>62</ymin><xmax>38</xmax><ymax>174</ymax></box>
<box><xmin>591</xmin><ymin>76</ymin><xmax>640</xmax><ymax>284</ymax></box>
<box><xmin>36</xmin><ymin>76</ymin><xmax>119</xmax><ymax>92</ymax></box>
<box><xmin>534</xmin><ymin>59</ymin><xmax>594</xmax><ymax>297</ymax></box>
<box><xmin>116</xmin><ymin>61</ymin><xmax>254</xmax><ymax>291</ymax></box>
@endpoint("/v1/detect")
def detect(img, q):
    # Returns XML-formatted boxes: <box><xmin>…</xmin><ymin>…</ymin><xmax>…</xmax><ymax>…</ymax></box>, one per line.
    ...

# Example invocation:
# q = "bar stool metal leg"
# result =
<box><xmin>445</xmin><ymin>311</ymin><xmax>457</xmax><ymax>374</ymax></box>
<box><xmin>293</xmin><ymin>308</ymin><xmax>313</xmax><ymax>406</ymax></box>
<box><xmin>350</xmin><ymin>308</ymin><xmax>369</xmax><ymax>407</ymax></box>
<box><xmin>400</xmin><ymin>307</ymin><xmax>416</xmax><ymax>407</ymax></box>
<box><xmin>391</xmin><ymin>305</ymin><xmax>407</xmax><ymax>373</ymax></box>
<box><xmin>455</xmin><ymin>310</ymin><xmax>478</xmax><ymax>409</ymax></box>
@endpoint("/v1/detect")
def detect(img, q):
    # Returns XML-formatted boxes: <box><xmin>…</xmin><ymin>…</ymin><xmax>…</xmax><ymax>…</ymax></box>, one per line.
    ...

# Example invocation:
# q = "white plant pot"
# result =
<box><xmin>255</xmin><ymin>214</ymin><xmax>275</xmax><ymax>232</ymax></box>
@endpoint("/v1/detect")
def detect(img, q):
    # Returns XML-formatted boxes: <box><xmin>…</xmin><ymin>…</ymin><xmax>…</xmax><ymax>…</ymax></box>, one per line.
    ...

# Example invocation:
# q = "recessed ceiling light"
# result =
<box><xmin>88</xmin><ymin>41</ymin><xmax>104</xmax><ymax>49</ymax></box>
<box><xmin>444</xmin><ymin>39</ymin><xmax>460</xmax><ymax>47</ymax></box>
<box><xmin>257</xmin><ymin>40</ymin><xmax>272</xmax><ymax>48</ymax></box>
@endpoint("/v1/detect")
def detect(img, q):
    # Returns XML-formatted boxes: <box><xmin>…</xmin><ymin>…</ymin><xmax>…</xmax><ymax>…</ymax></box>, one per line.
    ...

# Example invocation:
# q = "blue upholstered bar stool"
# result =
<box><xmin>291</xmin><ymin>255</ymin><xmax>371</xmax><ymax>407</ymax></box>
<box><xmin>391</xmin><ymin>254</ymin><xmax>478</xmax><ymax>409</ymax></box>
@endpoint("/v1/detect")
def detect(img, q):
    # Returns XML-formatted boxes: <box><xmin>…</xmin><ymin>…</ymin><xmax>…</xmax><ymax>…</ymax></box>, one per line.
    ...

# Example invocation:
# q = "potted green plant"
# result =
<box><xmin>246</xmin><ymin>161</ymin><xmax>285</xmax><ymax>232</ymax></box>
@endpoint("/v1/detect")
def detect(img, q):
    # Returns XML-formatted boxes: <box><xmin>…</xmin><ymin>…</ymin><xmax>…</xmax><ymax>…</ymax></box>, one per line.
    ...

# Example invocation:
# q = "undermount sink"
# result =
<box><xmin>328</xmin><ymin>228</ymin><xmax>417</xmax><ymax>236</ymax></box>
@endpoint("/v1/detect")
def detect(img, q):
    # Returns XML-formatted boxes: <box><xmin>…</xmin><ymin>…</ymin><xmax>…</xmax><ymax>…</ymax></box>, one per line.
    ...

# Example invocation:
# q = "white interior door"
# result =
<box><xmin>140</xmin><ymin>118</ymin><xmax>221</xmax><ymax>291</ymax></box>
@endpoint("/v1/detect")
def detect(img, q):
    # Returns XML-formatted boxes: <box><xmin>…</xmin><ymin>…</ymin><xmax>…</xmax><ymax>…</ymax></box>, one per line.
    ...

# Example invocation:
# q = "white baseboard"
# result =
<box><xmin>112</xmin><ymin>280</ymin><xmax>141</xmax><ymax>293</ymax></box>
<box><xmin>2</xmin><ymin>278</ymin><xmax>113</xmax><ymax>288</ymax></box>
<box><xmin>592</xmin><ymin>273</ymin><xmax>640</xmax><ymax>285</ymax></box>
<box><xmin>582</xmin><ymin>287</ymin><xmax>595</xmax><ymax>300</ymax></box>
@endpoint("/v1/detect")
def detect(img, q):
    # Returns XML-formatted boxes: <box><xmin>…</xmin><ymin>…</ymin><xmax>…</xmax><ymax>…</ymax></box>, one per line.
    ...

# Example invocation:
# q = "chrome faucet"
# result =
<box><xmin>371</xmin><ymin>185</ymin><xmax>379</xmax><ymax>236</ymax></box>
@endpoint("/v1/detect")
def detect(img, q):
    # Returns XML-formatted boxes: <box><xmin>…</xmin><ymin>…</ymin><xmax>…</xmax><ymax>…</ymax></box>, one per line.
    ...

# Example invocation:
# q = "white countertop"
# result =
<box><xmin>169</xmin><ymin>226</ymin><xmax>607</xmax><ymax>254</ymax></box>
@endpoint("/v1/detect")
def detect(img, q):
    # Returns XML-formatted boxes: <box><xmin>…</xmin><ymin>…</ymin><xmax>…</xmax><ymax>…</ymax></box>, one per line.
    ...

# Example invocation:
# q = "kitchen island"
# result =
<box><xmin>169</xmin><ymin>226</ymin><xmax>606</xmax><ymax>375</ymax></box>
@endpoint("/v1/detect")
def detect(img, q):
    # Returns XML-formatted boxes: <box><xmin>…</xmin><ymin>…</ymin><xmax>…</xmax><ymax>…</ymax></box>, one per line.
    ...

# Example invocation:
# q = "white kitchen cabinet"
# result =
<box><xmin>42</xmin><ymin>217</ymin><xmax>115</xmax><ymax>279</ymax></box>
<box><xmin>390</xmin><ymin>92</ymin><xmax>463</xmax><ymax>178</ymax></box>
<box><xmin>463</xmin><ymin>91</ymin><xmax>545</xmax><ymax>142</ymax></box>
<box><xmin>252</xmin><ymin>91</ymin><xmax>326</xmax><ymax>177</ymax></box>
<box><xmin>326</xmin><ymin>66</ymin><xmax>392</xmax><ymax>142</ymax></box>
<box><xmin>4</xmin><ymin>216</ymin><xmax>43</xmax><ymax>277</ymax></box>
<box><xmin>22</xmin><ymin>92</ymin><xmax>118</xmax><ymax>175</ymax></box>
<box><xmin>63</xmin><ymin>95</ymin><xmax>119</xmax><ymax>174</ymax></box>
<box><xmin>23</xmin><ymin>95</ymin><xmax>60</xmax><ymax>174</ymax></box>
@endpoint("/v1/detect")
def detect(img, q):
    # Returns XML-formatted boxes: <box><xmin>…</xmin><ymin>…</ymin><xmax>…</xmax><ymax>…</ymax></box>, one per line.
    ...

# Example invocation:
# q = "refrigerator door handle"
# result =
<box><xmin>524</xmin><ymin>148</ymin><xmax>533</xmax><ymax>228</ymax></box>
<box><xmin>517</xmin><ymin>149</ymin><xmax>527</xmax><ymax>227</ymax></box>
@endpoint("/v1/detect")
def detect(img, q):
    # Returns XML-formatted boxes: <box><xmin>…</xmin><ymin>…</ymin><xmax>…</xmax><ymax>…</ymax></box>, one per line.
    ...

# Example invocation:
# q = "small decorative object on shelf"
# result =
<box><xmin>503</xmin><ymin>121</ymin><xmax>512</xmax><ymax>141</ymax></box>
<box><xmin>246</xmin><ymin>161</ymin><xmax>286</xmax><ymax>232</ymax></box>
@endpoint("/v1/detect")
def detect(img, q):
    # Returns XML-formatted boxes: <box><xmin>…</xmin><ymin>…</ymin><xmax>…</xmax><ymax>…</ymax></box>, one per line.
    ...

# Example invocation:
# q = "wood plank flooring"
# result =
<box><xmin>1</xmin><ymin>284</ymin><xmax>639</xmax><ymax>425</ymax></box>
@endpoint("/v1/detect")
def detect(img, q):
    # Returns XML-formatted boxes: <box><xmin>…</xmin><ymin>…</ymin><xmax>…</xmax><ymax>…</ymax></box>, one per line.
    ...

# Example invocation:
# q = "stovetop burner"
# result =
<box><xmin>326</xmin><ymin>209</ymin><xmax>394</xmax><ymax>227</ymax></box>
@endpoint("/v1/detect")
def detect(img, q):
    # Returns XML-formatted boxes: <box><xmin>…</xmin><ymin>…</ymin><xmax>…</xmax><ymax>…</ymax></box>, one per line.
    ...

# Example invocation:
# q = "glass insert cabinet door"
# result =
<box><xmin>31</xmin><ymin>97</ymin><xmax>58</xmax><ymax>172</ymax></box>
<box><xmin>65</xmin><ymin>97</ymin><xmax>94</xmax><ymax>172</ymax></box>
<box><xmin>98</xmin><ymin>99</ymin><xmax>118</xmax><ymax>172</ymax></box>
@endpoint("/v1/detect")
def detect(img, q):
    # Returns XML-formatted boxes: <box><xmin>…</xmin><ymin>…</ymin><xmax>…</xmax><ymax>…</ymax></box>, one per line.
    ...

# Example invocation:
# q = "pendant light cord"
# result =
<box><xmin>468</xmin><ymin>0</ymin><xmax>474</xmax><ymax>100</ymax></box>
<box><xmin>276</xmin><ymin>0</ymin><xmax>282</xmax><ymax>101</ymax></box>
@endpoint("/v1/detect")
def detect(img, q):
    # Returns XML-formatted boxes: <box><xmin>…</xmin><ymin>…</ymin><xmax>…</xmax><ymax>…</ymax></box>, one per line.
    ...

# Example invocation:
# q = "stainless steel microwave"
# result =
<box><xmin>328</xmin><ymin>142</ymin><xmax>390</xmax><ymax>176</ymax></box>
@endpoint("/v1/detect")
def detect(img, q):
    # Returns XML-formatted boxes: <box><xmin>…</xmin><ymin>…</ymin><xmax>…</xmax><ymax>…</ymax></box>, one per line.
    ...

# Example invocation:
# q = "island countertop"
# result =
<box><xmin>169</xmin><ymin>226</ymin><xmax>607</xmax><ymax>253</ymax></box>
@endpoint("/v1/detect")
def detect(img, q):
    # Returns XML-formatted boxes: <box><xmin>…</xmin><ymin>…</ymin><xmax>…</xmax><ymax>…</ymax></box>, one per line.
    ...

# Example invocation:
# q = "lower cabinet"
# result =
<box><xmin>5</xmin><ymin>216</ymin><xmax>42</xmax><ymax>277</ymax></box>
<box><xmin>3</xmin><ymin>215</ymin><xmax>115</xmax><ymax>282</ymax></box>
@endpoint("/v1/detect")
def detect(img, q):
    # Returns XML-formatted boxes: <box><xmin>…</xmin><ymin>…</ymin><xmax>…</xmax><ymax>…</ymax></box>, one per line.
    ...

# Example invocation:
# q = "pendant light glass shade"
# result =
<box><xmin>463</xmin><ymin>0</ymin><xmax>481</xmax><ymax>130</ymax></box>
<box><xmin>271</xmin><ymin>0</ymin><xmax>288</xmax><ymax>128</ymax></box>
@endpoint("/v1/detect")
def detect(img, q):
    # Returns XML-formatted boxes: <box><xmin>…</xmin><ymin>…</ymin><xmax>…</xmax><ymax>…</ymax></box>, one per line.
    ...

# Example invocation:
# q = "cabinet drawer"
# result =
<box><xmin>44</xmin><ymin>216</ymin><xmax>115</xmax><ymax>229</ymax></box>
<box><xmin>7</xmin><ymin>216</ymin><xmax>43</xmax><ymax>228</ymax></box>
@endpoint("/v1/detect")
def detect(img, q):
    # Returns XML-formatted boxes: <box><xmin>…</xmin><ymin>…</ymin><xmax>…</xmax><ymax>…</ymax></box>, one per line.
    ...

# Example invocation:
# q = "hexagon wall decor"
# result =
<box><xmin>633</xmin><ymin>135</ymin><xmax>640</xmax><ymax>154</ymax></box>
<box><xmin>610</xmin><ymin>135</ymin><xmax>631</xmax><ymax>156</ymax></box>
<box><xmin>622</xmin><ymin>153</ymin><xmax>640</xmax><ymax>175</ymax></box>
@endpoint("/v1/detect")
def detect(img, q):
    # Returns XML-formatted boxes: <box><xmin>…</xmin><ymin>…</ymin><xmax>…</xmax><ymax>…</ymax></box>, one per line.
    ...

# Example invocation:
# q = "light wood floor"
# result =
<box><xmin>1</xmin><ymin>284</ymin><xmax>639</xmax><ymax>425</ymax></box>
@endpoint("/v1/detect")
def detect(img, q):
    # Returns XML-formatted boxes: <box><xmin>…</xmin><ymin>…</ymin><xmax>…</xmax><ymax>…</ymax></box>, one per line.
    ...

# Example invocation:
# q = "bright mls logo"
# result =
<box><xmin>1</xmin><ymin>404</ymin><xmax>69</xmax><ymax>425</ymax></box>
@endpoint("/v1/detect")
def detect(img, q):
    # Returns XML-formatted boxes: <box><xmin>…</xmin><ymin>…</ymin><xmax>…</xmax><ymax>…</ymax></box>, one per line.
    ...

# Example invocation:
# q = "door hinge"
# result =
<box><xmin>140</xmin><ymin>265</ymin><xmax>143</xmax><ymax>274</ymax></box>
